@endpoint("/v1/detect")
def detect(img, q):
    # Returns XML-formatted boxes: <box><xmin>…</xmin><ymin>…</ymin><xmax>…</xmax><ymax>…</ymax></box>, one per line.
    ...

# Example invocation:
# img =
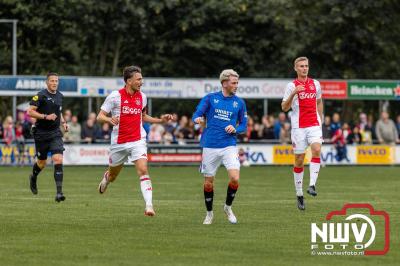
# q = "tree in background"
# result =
<box><xmin>0</xmin><ymin>0</ymin><xmax>399</xmax><ymax>78</ymax></box>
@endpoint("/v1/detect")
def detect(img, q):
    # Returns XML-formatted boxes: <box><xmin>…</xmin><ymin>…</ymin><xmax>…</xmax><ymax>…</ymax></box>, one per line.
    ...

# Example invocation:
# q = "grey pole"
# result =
<box><xmin>12</xmin><ymin>96</ymin><xmax>17</xmax><ymax>121</ymax></box>
<box><xmin>263</xmin><ymin>99</ymin><xmax>268</xmax><ymax>116</ymax></box>
<box><xmin>12</xmin><ymin>20</ymin><xmax>17</xmax><ymax>76</ymax></box>
<box><xmin>88</xmin><ymin>97</ymin><xmax>93</xmax><ymax>114</ymax></box>
<box><xmin>148</xmin><ymin>98</ymin><xmax>152</xmax><ymax>116</ymax></box>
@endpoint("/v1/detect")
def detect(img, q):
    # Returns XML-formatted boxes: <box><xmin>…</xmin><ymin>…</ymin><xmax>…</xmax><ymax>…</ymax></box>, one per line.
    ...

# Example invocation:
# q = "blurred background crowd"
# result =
<box><xmin>1</xmin><ymin>109</ymin><xmax>399</xmax><ymax>146</ymax></box>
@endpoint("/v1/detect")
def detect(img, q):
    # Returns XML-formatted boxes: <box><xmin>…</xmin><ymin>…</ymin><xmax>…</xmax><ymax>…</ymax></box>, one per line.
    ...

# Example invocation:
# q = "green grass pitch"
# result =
<box><xmin>0</xmin><ymin>166</ymin><xmax>399</xmax><ymax>265</ymax></box>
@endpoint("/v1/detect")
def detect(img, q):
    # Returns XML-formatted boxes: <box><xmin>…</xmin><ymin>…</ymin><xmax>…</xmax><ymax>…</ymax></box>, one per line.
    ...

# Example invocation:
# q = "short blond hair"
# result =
<box><xmin>294</xmin><ymin>57</ymin><xmax>309</xmax><ymax>67</ymax></box>
<box><xmin>219</xmin><ymin>69</ymin><xmax>239</xmax><ymax>84</ymax></box>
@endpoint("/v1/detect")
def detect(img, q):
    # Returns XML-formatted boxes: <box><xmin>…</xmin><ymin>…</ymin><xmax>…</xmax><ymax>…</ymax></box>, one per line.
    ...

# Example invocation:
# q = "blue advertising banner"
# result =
<box><xmin>0</xmin><ymin>76</ymin><xmax>78</xmax><ymax>94</ymax></box>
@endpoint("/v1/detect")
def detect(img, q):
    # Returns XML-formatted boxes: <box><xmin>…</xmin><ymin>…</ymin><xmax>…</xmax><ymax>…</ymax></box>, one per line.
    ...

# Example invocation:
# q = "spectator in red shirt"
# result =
<box><xmin>331</xmin><ymin>125</ymin><xmax>349</xmax><ymax>162</ymax></box>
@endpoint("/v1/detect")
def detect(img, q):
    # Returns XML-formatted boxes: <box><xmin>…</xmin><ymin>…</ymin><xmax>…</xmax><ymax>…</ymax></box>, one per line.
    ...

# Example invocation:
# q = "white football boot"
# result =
<box><xmin>98</xmin><ymin>171</ymin><xmax>110</xmax><ymax>194</ymax></box>
<box><xmin>223</xmin><ymin>204</ymin><xmax>237</xmax><ymax>224</ymax></box>
<box><xmin>203</xmin><ymin>211</ymin><xmax>214</xmax><ymax>225</ymax></box>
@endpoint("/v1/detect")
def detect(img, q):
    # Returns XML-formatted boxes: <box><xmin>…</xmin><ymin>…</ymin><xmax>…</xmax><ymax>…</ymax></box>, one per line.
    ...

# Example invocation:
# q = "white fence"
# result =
<box><xmin>1</xmin><ymin>143</ymin><xmax>398</xmax><ymax>166</ymax></box>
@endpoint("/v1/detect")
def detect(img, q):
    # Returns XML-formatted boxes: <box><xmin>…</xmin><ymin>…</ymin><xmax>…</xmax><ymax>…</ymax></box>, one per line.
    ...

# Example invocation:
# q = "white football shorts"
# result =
<box><xmin>109</xmin><ymin>139</ymin><xmax>147</xmax><ymax>166</ymax></box>
<box><xmin>291</xmin><ymin>126</ymin><xmax>323</xmax><ymax>154</ymax></box>
<box><xmin>200</xmin><ymin>146</ymin><xmax>240</xmax><ymax>177</ymax></box>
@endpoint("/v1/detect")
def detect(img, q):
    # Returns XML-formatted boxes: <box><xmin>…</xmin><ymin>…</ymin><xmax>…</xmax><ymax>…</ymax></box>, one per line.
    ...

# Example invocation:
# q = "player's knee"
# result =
<box><xmin>229</xmin><ymin>173</ymin><xmax>240</xmax><ymax>183</ymax></box>
<box><xmin>53</xmin><ymin>158</ymin><xmax>63</xmax><ymax>165</ymax></box>
<box><xmin>312</xmin><ymin>146</ymin><xmax>321</xmax><ymax>155</ymax></box>
<box><xmin>295</xmin><ymin>161</ymin><xmax>304</xmax><ymax>168</ymax></box>
<box><xmin>294</xmin><ymin>157</ymin><xmax>305</xmax><ymax>167</ymax></box>
<box><xmin>137</xmin><ymin>167</ymin><xmax>148</xmax><ymax>177</ymax></box>
<box><xmin>37</xmin><ymin>160</ymin><xmax>46</xmax><ymax>168</ymax></box>
<box><xmin>204</xmin><ymin>181</ymin><xmax>214</xmax><ymax>191</ymax></box>
<box><xmin>230</xmin><ymin>178</ymin><xmax>239</xmax><ymax>185</ymax></box>
<box><xmin>52</xmin><ymin>155</ymin><xmax>63</xmax><ymax>164</ymax></box>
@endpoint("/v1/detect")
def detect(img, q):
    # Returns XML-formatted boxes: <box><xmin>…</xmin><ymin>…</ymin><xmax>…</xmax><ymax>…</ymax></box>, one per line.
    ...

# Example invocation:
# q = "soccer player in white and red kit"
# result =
<box><xmin>282</xmin><ymin>57</ymin><xmax>324</xmax><ymax>210</ymax></box>
<box><xmin>96</xmin><ymin>66</ymin><xmax>172</xmax><ymax>216</ymax></box>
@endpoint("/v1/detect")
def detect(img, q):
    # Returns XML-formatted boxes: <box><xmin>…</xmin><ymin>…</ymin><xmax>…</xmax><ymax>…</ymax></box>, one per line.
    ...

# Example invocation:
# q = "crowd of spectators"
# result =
<box><xmin>1</xmin><ymin>109</ymin><xmax>400</xmax><ymax>147</ymax></box>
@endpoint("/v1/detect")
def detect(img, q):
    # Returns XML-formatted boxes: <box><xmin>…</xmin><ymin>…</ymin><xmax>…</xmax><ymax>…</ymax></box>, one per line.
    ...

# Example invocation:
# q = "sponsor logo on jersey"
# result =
<box><xmin>124</xmin><ymin>100</ymin><xmax>129</xmax><ymax>104</ymax></box>
<box><xmin>122</xmin><ymin>106</ymin><xmax>142</xmax><ymax>114</ymax></box>
<box><xmin>214</xmin><ymin>99</ymin><xmax>219</xmax><ymax>104</ymax></box>
<box><xmin>214</xmin><ymin>108</ymin><xmax>233</xmax><ymax>121</ymax></box>
<box><xmin>298</xmin><ymin>92</ymin><xmax>316</xmax><ymax>100</ymax></box>
<box><xmin>233</xmin><ymin>101</ymin><xmax>238</xmax><ymax>108</ymax></box>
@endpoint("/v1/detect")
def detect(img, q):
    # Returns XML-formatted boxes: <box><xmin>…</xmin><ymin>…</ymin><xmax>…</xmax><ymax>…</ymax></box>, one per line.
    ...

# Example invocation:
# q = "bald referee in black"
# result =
<box><xmin>27</xmin><ymin>72</ymin><xmax>68</xmax><ymax>202</ymax></box>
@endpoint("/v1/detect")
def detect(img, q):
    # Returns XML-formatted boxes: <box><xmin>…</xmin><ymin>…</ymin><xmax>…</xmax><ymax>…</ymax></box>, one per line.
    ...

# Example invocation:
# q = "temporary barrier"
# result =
<box><xmin>0</xmin><ymin>143</ymin><xmax>399</xmax><ymax>166</ymax></box>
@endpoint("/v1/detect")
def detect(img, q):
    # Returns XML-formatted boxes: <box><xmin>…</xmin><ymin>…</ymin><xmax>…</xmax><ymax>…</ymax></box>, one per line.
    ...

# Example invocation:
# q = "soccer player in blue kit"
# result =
<box><xmin>192</xmin><ymin>69</ymin><xmax>248</xmax><ymax>225</ymax></box>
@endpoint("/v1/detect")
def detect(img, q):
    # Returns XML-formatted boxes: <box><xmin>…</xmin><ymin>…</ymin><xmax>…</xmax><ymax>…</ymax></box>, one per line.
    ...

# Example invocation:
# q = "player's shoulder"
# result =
<box><xmin>311</xmin><ymin>79</ymin><xmax>320</xmax><ymax>86</ymax></box>
<box><xmin>36</xmin><ymin>89</ymin><xmax>47</xmax><ymax>96</ymax></box>
<box><xmin>108</xmin><ymin>90</ymin><xmax>121</xmax><ymax>98</ymax></box>
<box><xmin>286</xmin><ymin>80</ymin><xmax>296</xmax><ymax>88</ymax></box>
<box><xmin>233</xmin><ymin>95</ymin><xmax>246</xmax><ymax>105</ymax></box>
<box><xmin>202</xmin><ymin>91</ymin><xmax>219</xmax><ymax>102</ymax></box>
<box><xmin>56</xmin><ymin>90</ymin><xmax>64</xmax><ymax>97</ymax></box>
<box><xmin>140</xmin><ymin>91</ymin><xmax>147</xmax><ymax>98</ymax></box>
<box><xmin>207</xmin><ymin>91</ymin><xmax>220</xmax><ymax>98</ymax></box>
<box><xmin>103</xmin><ymin>90</ymin><xmax>121</xmax><ymax>105</ymax></box>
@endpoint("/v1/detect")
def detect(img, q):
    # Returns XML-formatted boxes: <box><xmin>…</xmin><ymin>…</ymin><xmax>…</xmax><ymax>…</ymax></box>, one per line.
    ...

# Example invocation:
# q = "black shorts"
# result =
<box><xmin>34</xmin><ymin>137</ymin><xmax>65</xmax><ymax>160</ymax></box>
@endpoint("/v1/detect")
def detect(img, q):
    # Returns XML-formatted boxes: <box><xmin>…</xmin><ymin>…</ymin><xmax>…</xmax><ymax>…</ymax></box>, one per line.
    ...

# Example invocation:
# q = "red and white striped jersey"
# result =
<box><xmin>101</xmin><ymin>88</ymin><xmax>147</xmax><ymax>145</ymax></box>
<box><xmin>283</xmin><ymin>78</ymin><xmax>322</xmax><ymax>129</ymax></box>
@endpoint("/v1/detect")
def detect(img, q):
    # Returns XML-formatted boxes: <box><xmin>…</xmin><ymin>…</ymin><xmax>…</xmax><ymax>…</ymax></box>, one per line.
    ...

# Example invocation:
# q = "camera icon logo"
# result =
<box><xmin>311</xmin><ymin>203</ymin><xmax>390</xmax><ymax>256</ymax></box>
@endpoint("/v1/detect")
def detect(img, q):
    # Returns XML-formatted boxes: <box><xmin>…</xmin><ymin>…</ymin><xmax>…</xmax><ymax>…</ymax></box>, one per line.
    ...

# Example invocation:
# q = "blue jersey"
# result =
<box><xmin>192</xmin><ymin>91</ymin><xmax>247</xmax><ymax>148</ymax></box>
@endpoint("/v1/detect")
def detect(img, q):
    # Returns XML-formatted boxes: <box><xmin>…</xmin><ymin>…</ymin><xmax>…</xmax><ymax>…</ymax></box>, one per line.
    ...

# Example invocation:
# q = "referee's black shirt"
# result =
<box><xmin>29</xmin><ymin>89</ymin><xmax>63</xmax><ymax>140</ymax></box>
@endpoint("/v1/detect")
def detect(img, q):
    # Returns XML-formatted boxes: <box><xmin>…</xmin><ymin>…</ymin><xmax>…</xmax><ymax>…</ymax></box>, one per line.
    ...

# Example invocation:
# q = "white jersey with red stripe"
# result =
<box><xmin>283</xmin><ymin>78</ymin><xmax>322</xmax><ymax>129</ymax></box>
<box><xmin>101</xmin><ymin>88</ymin><xmax>147</xmax><ymax>146</ymax></box>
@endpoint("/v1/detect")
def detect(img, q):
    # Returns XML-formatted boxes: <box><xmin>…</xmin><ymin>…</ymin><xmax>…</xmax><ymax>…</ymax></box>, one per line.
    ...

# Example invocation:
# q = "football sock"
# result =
<box><xmin>225</xmin><ymin>181</ymin><xmax>239</xmax><ymax>206</ymax></box>
<box><xmin>54</xmin><ymin>164</ymin><xmax>63</xmax><ymax>194</ymax></box>
<box><xmin>140</xmin><ymin>175</ymin><xmax>153</xmax><ymax>206</ymax></box>
<box><xmin>293</xmin><ymin>167</ymin><xmax>304</xmax><ymax>196</ymax></box>
<box><xmin>32</xmin><ymin>163</ymin><xmax>42</xmax><ymax>178</ymax></box>
<box><xmin>204</xmin><ymin>184</ymin><xmax>214</xmax><ymax>211</ymax></box>
<box><xmin>310</xmin><ymin>157</ymin><xmax>321</xmax><ymax>186</ymax></box>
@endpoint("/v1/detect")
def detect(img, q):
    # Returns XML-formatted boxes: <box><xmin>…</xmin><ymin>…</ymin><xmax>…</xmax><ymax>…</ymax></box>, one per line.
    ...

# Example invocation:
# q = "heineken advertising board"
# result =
<box><xmin>348</xmin><ymin>81</ymin><xmax>398</xmax><ymax>100</ymax></box>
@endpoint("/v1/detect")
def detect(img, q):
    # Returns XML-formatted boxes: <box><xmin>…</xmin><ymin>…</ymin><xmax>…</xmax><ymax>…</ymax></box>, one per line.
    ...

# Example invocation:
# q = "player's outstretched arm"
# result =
<box><xmin>142</xmin><ymin>113</ymin><xmax>173</xmax><ymax>124</ymax></box>
<box><xmin>97</xmin><ymin>110</ymin><xmax>119</xmax><ymax>126</ymax></box>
